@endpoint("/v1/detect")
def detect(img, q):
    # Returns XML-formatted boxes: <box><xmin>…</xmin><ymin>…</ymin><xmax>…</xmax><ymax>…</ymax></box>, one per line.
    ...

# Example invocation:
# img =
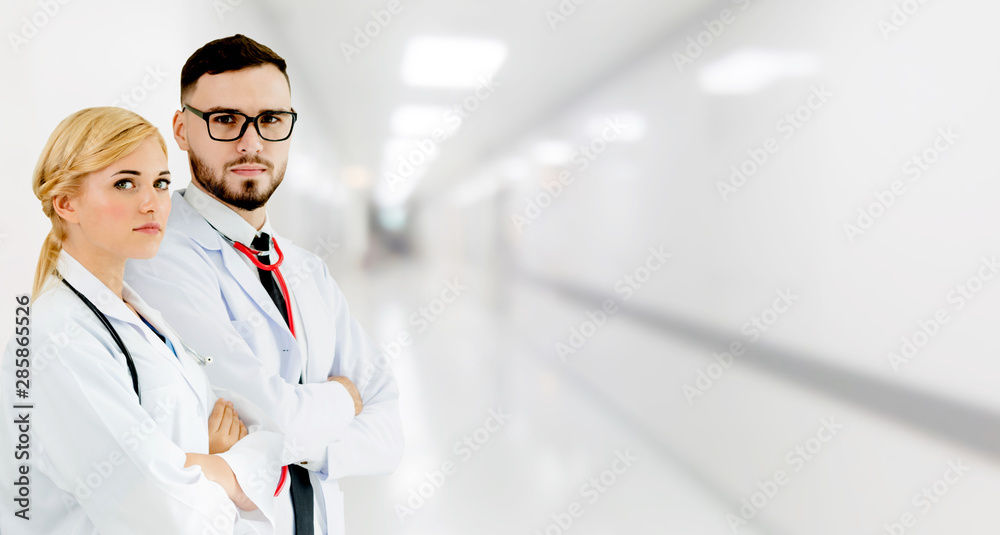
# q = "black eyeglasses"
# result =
<box><xmin>184</xmin><ymin>104</ymin><xmax>298</xmax><ymax>142</ymax></box>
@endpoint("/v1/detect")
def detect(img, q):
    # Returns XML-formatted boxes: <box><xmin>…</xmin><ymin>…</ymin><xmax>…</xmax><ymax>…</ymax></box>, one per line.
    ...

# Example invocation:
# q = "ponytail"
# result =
<box><xmin>32</xmin><ymin>229</ymin><xmax>64</xmax><ymax>300</ymax></box>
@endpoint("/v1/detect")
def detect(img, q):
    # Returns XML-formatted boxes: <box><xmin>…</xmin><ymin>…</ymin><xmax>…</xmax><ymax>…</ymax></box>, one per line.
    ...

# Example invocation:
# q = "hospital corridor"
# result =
<box><xmin>2</xmin><ymin>0</ymin><xmax>1000</xmax><ymax>533</ymax></box>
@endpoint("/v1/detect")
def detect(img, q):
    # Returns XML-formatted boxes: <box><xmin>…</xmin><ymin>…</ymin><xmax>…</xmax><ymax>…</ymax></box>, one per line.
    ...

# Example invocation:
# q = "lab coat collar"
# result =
<box><xmin>182</xmin><ymin>184</ymin><xmax>279</xmax><ymax>251</ymax></box>
<box><xmin>56</xmin><ymin>250</ymin><xmax>143</xmax><ymax>327</ymax></box>
<box><xmin>57</xmin><ymin>249</ymin><xmax>181</xmax><ymax>346</ymax></box>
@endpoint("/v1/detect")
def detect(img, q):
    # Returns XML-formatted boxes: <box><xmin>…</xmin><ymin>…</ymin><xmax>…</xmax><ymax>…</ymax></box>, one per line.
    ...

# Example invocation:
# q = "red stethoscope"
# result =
<box><xmin>230</xmin><ymin>236</ymin><xmax>293</xmax><ymax>497</ymax></box>
<box><xmin>232</xmin><ymin>239</ymin><xmax>296</xmax><ymax>338</ymax></box>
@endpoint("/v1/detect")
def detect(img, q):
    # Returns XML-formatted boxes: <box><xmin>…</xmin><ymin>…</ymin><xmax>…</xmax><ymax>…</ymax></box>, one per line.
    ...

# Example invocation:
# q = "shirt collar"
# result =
<box><xmin>182</xmin><ymin>183</ymin><xmax>276</xmax><ymax>249</ymax></box>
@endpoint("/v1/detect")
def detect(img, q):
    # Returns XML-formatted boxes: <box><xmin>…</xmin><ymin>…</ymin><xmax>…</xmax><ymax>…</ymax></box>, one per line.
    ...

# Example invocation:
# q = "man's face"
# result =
<box><xmin>173</xmin><ymin>64</ymin><xmax>292</xmax><ymax>211</ymax></box>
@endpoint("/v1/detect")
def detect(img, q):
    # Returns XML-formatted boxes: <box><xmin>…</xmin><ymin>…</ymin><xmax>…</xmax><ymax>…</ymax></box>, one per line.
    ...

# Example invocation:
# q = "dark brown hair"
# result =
<box><xmin>180</xmin><ymin>34</ymin><xmax>289</xmax><ymax>103</ymax></box>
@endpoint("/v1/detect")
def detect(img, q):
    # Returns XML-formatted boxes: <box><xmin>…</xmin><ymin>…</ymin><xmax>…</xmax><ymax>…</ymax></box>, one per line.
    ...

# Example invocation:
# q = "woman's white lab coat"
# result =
<box><xmin>0</xmin><ymin>251</ymin><xmax>283</xmax><ymax>534</ymax></box>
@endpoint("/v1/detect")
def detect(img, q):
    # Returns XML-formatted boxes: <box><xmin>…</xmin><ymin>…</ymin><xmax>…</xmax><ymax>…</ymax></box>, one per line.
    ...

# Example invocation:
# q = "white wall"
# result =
<box><xmin>422</xmin><ymin>0</ymin><xmax>1000</xmax><ymax>532</ymax></box>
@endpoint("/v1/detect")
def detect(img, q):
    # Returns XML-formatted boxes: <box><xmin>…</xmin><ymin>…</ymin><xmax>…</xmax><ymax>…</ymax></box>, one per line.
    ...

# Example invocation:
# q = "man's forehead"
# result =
<box><xmin>187</xmin><ymin>65</ymin><xmax>291</xmax><ymax>108</ymax></box>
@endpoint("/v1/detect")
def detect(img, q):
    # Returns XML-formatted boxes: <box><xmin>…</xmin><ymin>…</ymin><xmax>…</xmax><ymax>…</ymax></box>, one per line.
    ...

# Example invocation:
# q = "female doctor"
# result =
<box><xmin>0</xmin><ymin>107</ymin><xmax>283</xmax><ymax>534</ymax></box>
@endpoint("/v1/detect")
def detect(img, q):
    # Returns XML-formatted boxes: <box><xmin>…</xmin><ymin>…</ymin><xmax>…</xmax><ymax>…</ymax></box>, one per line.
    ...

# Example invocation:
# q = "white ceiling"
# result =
<box><xmin>252</xmin><ymin>0</ymin><xmax>715</xmax><ymax>204</ymax></box>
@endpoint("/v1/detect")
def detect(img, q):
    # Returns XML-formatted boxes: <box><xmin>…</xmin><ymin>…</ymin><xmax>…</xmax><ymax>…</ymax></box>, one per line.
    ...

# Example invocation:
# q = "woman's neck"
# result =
<box><xmin>60</xmin><ymin>241</ymin><xmax>127</xmax><ymax>301</ymax></box>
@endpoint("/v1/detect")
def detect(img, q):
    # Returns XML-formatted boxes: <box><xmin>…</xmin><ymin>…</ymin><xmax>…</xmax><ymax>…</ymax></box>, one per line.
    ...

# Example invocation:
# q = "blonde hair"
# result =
<box><xmin>31</xmin><ymin>107</ymin><xmax>167</xmax><ymax>299</ymax></box>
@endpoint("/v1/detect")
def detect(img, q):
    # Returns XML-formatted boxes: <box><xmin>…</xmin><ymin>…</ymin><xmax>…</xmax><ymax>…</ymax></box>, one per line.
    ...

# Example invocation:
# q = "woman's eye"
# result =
<box><xmin>114</xmin><ymin>179</ymin><xmax>135</xmax><ymax>190</ymax></box>
<box><xmin>154</xmin><ymin>179</ymin><xmax>171</xmax><ymax>190</ymax></box>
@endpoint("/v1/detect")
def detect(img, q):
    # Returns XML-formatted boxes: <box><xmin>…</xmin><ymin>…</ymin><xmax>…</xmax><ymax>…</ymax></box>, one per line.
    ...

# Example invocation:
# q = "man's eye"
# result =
<box><xmin>114</xmin><ymin>179</ymin><xmax>135</xmax><ymax>190</ymax></box>
<box><xmin>212</xmin><ymin>114</ymin><xmax>238</xmax><ymax>124</ymax></box>
<box><xmin>260</xmin><ymin>114</ymin><xmax>282</xmax><ymax>125</ymax></box>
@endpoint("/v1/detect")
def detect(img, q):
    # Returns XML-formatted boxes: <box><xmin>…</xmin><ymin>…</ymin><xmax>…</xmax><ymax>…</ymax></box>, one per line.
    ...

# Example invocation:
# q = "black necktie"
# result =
<box><xmin>251</xmin><ymin>233</ymin><xmax>290</xmax><ymax>327</ymax></box>
<box><xmin>249</xmin><ymin>233</ymin><xmax>314</xmax><ymax>535</ymax></box>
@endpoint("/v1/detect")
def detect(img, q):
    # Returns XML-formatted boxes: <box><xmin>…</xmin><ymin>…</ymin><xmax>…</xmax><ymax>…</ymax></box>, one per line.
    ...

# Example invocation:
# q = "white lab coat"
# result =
<box><xmin>125</xmin><ymin>190</ymin><xmax>404</xmax><ymax>535</ymax></box>
<box><xmin>0</xmin><ymin>251</ymin><xmax>283</xmax><ymax>535</ymax></box>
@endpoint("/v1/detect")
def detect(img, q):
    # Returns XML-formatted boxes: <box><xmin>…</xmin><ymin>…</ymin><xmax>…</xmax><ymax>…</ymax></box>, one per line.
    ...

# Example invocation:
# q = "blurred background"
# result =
<box><xmin>2</xmin><ymin>0</ymin><xmax>1000</xmax><ymax>533</ymax></box>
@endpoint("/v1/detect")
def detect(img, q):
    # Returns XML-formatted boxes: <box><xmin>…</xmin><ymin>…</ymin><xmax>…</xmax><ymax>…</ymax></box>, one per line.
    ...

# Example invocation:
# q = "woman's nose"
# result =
<box><xmin>138</xmin><ymin>186</ymin><xmax>162</xmax><ymax>212</ymax></box>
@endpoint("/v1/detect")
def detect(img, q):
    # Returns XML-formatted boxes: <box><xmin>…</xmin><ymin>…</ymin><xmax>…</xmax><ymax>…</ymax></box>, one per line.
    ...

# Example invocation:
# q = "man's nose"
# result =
<box><xmin>237</xmin><ymin>121</ymin><xmax>264</xmax><ymax>153</ymax></box>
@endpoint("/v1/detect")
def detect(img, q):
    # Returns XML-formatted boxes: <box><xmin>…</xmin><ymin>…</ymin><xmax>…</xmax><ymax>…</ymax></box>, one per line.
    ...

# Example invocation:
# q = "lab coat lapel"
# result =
<box><xmin>57</xmin><ymin>251</ymin><xmax>208</xmax><ymax>405</ymax></box>
<box><xmin>171</xmin><ymin>190</ymin><xmax>298</xmax><ymax>347</ymax></box>
<box><xmin>125</xmin><ymin>289</ymin><xmax>211</xmax><ymax>409</ymax></box>
<box><xmin>219</xmin><ymin>235</ymin><xmax>296</xmax><ymax>336</ymax></box>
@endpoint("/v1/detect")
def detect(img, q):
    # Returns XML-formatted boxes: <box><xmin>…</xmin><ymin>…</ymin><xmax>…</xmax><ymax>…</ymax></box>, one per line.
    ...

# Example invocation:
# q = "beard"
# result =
<box><xmin>189</xmin><ymin>152</ymin><xmax>286</xmax><ymax>211</ymax></box>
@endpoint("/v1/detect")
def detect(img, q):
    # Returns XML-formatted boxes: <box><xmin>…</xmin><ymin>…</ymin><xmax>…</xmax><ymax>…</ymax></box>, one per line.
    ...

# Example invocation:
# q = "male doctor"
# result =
<box><xmin>125</xmin><ymin>35</ymin><xmax>403</xmax><ymax>534</ymax></box>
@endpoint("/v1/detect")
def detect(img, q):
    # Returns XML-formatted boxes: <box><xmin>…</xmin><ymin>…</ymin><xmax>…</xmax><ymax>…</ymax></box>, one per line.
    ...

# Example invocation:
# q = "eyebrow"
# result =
<box><xmin>112</xmin><ymin>170</ymin><xmax>172</xmax><ymax>176</ymax></box>
<box><xmin>201</xmin><ymin>106</ymin><xmax>294</xmax><ymax>114</ymax></box>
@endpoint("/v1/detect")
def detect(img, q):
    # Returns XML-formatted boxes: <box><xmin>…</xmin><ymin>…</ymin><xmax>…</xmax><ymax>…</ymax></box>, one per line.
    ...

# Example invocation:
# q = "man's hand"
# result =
<box><xmin>208</xmin><ymin>398</ymin><xmax>248</xmax><ymax>454</ymax></box>
<box><xmin>328</xmin><ymin>376</ymin><xmax>363</xmax><ymax>416</ymax></box>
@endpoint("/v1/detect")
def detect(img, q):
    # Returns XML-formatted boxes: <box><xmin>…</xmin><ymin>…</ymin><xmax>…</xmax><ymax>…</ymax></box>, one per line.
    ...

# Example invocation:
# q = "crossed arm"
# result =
<box><xmin>125</xmin><ymin>241</ymin><xmax>397</xmax><ymax>479</ymax></box>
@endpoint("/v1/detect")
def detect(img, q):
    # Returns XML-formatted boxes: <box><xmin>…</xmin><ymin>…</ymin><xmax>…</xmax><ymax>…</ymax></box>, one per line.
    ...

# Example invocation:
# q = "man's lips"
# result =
<box><xmin>134</xmin><ymin>222</ymin><xmax>161</xmax><ymax>234</ymax></box>
<box><xmin>230</xmin><ymin>165</ymin><xmax>268</xmax><ymax>177</ymax></box>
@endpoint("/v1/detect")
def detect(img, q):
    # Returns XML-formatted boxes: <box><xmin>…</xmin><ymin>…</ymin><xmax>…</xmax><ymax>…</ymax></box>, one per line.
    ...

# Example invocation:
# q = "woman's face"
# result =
<box><xmin>61</xmin><ymin>137</ymin><xmax>171</xmax><ymax>262</ymax></box>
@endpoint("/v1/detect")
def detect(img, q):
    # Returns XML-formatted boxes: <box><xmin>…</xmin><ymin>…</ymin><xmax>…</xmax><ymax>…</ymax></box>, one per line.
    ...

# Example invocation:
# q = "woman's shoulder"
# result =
<box><xmin>28</xmin><ymin>280</ymin><xmax>89</xmax><ymax>330</ymax></box>
<box><xmin>6</xmin><ymin>282</ymin><xmax>109</xmax><ymax>363</ymax></box>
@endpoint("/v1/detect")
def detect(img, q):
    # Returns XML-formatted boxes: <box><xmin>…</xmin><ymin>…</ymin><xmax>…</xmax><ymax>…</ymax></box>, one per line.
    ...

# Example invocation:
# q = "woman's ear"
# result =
<box><xmin>51</xmin><ymin>194</ymin><xmax>79</xmax><ymax>224</ymax></box>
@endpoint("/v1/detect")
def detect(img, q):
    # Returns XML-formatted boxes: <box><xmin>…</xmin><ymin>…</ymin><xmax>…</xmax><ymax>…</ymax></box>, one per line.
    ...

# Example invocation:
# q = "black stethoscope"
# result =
<box><xmin>62</xmin><ymin>278</ymin><xmax>213</xmax><ymax>403</ymax></box>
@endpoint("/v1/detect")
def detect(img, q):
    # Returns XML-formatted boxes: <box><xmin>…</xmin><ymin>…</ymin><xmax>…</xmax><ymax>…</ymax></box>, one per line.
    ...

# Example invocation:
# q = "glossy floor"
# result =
<box><xmin>337</xmin><ymin>261</ymin><xmax>754</xmax><ymax>535</ymax></box>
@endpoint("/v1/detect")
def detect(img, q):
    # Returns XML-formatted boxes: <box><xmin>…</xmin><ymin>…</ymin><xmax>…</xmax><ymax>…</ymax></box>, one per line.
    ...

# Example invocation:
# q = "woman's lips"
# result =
<box><xmin>134</xmin><ymin>223</ymin><xmax>161</xmax><ymax>235</ymax></box>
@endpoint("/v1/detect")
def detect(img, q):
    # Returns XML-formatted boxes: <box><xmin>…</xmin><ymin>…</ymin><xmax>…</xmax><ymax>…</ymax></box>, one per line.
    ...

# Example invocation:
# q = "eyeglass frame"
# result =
<box><xmin>183</xmin><ymin>104</ymin><xmax>298</xmax><ymax>142</ymax></box>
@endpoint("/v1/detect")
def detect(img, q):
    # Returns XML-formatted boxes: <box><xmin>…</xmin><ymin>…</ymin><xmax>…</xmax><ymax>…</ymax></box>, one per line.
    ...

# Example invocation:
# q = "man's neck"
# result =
<box><xmin>189</xmin><ymin>179</ymin><xmax>266</xmax><ymax>231</ymax></box>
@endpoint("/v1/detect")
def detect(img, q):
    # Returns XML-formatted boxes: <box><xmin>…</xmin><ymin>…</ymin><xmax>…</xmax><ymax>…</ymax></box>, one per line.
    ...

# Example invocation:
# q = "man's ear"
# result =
<box><xmin>173</xmin><ymin>109</ymin><xmax>189</xmax><ymax>151</ymax></box>
<box><xmin>51</xmin><ymin>194</ymin><xmax>79</xmax><ymax>225</ymax></box>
